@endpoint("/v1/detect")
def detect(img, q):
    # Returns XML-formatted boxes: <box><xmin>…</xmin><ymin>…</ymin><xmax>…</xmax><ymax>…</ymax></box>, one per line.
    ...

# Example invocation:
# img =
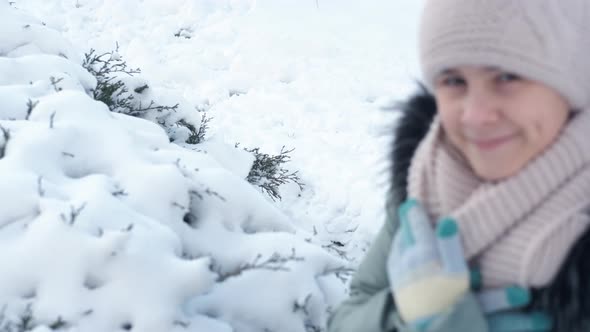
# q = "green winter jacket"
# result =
<box><xmin>327</xmin><ymin>88</ymin><xmax>590</xmax><ymax>332</ymax></box>
<box><xmin>327</xmin><ymin>211</ymin><xmax>490</xmax><ymax>332</ymax></box>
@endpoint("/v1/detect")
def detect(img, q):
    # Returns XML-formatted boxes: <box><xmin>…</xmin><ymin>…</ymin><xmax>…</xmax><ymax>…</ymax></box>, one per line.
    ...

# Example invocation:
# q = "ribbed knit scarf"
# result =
<box><xmin>407</xmin><ymin>111</ymin><xmax>590</xmax><ymax>287</ymax></box>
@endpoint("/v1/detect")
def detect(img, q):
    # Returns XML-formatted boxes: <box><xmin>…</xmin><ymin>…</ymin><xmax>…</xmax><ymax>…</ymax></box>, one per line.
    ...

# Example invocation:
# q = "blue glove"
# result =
<box><xmin>388</xmin><ymin>199</ymin><xmax>553</xmax><ymax>332</ymax></box>
<box><xmin>471</xmin><ymin>269</ymin><xmax>553</xmax><ymax>332</ymax></box>
<box><xmin>387</xmin><ymin>199</ymin><xmax>470</xmax><ymax>329</ymax></box>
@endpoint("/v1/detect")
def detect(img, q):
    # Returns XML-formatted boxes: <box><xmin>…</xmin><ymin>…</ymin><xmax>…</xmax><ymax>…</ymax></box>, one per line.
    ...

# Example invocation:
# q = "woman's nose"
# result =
<box><xmin>460</xmin><ymin>88</ymin><xmax>501</xmax><ymax>126</ymax></box>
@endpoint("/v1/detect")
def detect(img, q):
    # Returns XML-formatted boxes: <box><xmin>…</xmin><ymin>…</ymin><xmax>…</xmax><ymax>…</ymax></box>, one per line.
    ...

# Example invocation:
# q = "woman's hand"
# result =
<box><xmin>387</xmin><ymin>199</ymin><xmax>470</xmax><ymax>328</ymax></box>
<box><xmin>387</xmin><ymin>199</ymin><xmax>553</xmax><ymax>331</ymax></box>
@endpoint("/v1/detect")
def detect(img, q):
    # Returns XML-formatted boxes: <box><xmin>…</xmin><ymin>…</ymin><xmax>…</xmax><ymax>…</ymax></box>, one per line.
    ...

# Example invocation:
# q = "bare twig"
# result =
<box><xmin>189</xmin><ymin>188</ymin><xmax>226</xmax><ymax>202</ymax></box>
<box><xmin>0</xmin><ymin>125</ymin><xmax>10</xmax><ymax>159</ymax></box>
<box><xmin>49</xmin><ymin>76</ymin><xmax>64</xmax><ymax>92</ymax></box>
<box><xmin>26</xmin><ymin>99</ymin><xmax>39</xmax><ymax>120</ymax></box>
<box><xmin>321</xmin><ymin>266</ymin><xmax>355</xmax><ymax>283</ymax></box>
<box><xmin>37</xmin><ymin>176</ymin><xmax>44</xmax><ymax>197</ymax></box>
<box><xmin>293</xmin><ymin>294</ymin><xmax>312</xmax><ymax>315</ymax></box>
<box><xmin>49</xmin><ymin>112</ymin><xmax>56</xmax><ymax>129</ymax></box>
<box><xmin>60</xmin><ymin>203</ymin><xmax>87</xmax><ymax>225</ymax></box>
<box><xmin>322</xmin><ymin>241</ymin><xmax>351</xmax><ymax>261</ymax></box>
<box><xmin>214</xmin><ymin>248</ymin><xmax>304</xmax><ymax>282</ymax></box>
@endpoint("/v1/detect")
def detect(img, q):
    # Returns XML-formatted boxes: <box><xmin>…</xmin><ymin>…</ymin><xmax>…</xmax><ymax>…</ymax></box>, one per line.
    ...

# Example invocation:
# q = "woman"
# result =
<box><xmin>328</xmin><ymin>1</ymin><xmax>590</xmax><ymax>331</ymax></box>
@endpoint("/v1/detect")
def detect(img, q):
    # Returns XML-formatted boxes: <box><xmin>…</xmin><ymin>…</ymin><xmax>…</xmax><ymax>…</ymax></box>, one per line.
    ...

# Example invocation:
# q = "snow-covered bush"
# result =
<box><xmin>81</xmin><ymin>46</ymin><xmax>211</xmax><ymax>146</ymax></box>
<box><xmin>245</xmin><ymin>146</ymin><xmax>304</xmax><ymax>201</ymax></box>
<box><xmin>0</xmin><ymin>3</ymin><xmax>347</xmax><ymax>332</ymax></box>
<box><xmin>80</xmin><ymin>45</ymin><xmax>303</xmax><ymax>202</ymax></box>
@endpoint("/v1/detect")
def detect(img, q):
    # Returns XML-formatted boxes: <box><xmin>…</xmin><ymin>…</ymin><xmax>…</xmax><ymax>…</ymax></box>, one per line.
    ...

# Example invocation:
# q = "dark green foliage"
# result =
<box><xmin>174</xmin><ymin>28</ymin><xmax>193</xmax><ymax>39</ymax></box>
<box><xmin>176</xmin><ymin>113</ymin><xmax>212</xmax><ymax>145</ymax></box>
<box><xmin>82</xmin><ymin>45</ymin><xmax>211</xmax><ymax>144</ymax></box>
<box><xmin>82</xmin><ymin>47</ymin><xmax>178</xmax><ymax>117</ymax></box>
<box><xmin>123</xmin><ymin>100</ymin><xmax>179</xmax><ymax>118</ymax></box>
<box><xmin>82</xmin><ymin>47</ymin><xmax>140</xmax><ymax>112</ymax></box>
<box><xmin>0</xmin><ymin>305</ymin><xmax>35</xmax><ymax>332</ymax></box>
<box><xmin>134</xmin><ymin>84</ymin><xmax>149</xmax><ymax>94</ymax></box>
<box><xmin>14</xmin><ymin>307</ymin><xmax>33</xmax><ymax>332</ymax></box>
<box><xmin>48</xmin><ymin>317</ymin><xmax>67</xmax><ymax>330</ymax></box>
<box><xmin>244</xmin><ymin>146</ymin><xmax>304</xmax><ymax>201</ymax></box>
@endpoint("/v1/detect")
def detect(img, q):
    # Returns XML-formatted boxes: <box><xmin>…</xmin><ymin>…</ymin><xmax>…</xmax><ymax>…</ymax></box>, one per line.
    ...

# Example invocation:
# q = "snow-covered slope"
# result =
<box><xmin>14</xmin><ymin>0</ymin><xmax>424</xmax><ymax>257</ymax></box>
<box><xmin>3</xmin><ymin>1</ymin><xmax>424</xmax><ymax>331</ymax></box>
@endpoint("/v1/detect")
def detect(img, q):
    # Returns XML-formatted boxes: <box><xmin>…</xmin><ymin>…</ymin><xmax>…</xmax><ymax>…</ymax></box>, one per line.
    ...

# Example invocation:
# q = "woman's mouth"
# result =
<box><xmin>471</xmin><ymin>134</ymin><xmax>516</xmax><ymax>150</ymax></box>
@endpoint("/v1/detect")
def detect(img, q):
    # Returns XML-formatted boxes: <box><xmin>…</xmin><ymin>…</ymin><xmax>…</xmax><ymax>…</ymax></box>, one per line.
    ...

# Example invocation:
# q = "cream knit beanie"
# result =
<box><xmin>419</xmin><ymin>0</ymin><xmax>590</xmax><ymax>110</ymax></box>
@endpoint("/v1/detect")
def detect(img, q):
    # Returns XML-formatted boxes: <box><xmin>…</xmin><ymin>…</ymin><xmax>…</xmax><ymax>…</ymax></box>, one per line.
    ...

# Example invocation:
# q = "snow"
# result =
<box><xmin>2</xmin><ymin>0</ymin><xmax>424</xmax><ymax>331</ymax></box>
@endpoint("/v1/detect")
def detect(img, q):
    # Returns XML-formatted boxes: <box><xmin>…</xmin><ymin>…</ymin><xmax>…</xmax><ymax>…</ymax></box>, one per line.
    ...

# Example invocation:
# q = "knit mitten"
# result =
<box><xmin>388</xmin><ymin>199</ymin><xmax>553</xmax><ymax>332</ymax></box>
<box><xmin>387</xmin><ymin>199</ymin><xmax>470</xmax><ymax>329</ymax></box>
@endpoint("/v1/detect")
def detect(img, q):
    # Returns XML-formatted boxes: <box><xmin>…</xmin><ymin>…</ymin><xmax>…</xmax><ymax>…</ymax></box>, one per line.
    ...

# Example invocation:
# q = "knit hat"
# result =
<box><xmin>419</xmin><ymin>0</ymin><xmax>590</xmax><ymax>110</ymax></box>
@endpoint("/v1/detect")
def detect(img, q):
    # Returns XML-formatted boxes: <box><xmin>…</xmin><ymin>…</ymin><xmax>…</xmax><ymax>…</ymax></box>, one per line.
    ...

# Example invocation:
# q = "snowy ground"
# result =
<box><xmin>2</xmin><ymin>1</ymin><xmax>424</xmax><ymax>331</ymax></box>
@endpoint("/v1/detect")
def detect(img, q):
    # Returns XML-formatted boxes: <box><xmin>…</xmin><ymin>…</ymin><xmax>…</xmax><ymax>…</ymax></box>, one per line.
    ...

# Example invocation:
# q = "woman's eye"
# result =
<box><xmin>497</xmin><ymin>73</ymin><xmax>521</xmax><ymax>83</ymax></box>
<box><xmin>438</xmin><ymin>76</ymin><xmax>465</xmax><ymax>87</ymax></box>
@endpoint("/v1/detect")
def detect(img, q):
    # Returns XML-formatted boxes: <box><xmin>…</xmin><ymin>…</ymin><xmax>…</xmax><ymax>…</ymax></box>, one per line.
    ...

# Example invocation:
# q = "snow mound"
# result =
<box><xmin>0</xmin><ymin>3</ymin><xmax>347</xmax><ymax>331</ymax></box>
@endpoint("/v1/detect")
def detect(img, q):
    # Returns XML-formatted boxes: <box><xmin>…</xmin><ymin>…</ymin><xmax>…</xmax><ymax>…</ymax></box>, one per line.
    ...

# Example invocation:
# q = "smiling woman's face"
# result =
<box><xmin>433</xmin><ymin>66</ymin><xmax>571</xmax><ymax>181</ymax></box>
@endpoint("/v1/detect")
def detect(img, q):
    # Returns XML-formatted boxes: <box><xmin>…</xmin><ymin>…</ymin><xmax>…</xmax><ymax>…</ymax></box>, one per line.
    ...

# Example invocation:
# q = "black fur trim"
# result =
<box><xmin>387</xmin><ymin>84</ymin><xmax>436</xmax><ymax>212</ymax></box>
